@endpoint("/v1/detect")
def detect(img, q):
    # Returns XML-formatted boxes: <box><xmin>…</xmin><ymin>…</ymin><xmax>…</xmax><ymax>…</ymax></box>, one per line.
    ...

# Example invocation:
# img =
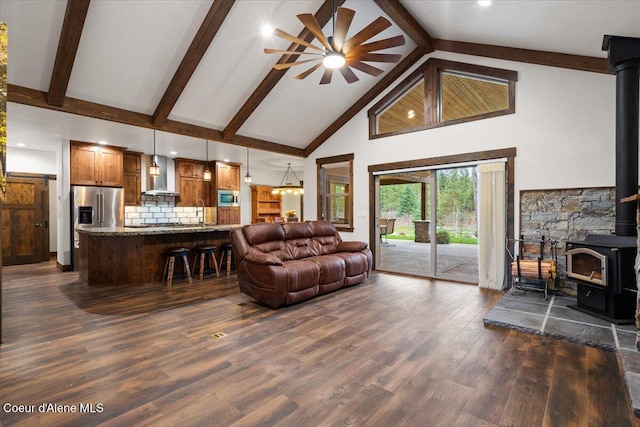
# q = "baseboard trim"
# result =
<box><xmin>57</xmin><ymin>262</ymin><xmax>72</xmax><ymax>272</ymax></box>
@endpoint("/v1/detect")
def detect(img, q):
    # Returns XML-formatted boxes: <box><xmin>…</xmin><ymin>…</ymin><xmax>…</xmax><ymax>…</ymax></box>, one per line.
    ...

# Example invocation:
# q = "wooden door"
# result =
<box><xmin>2</xmin><ymin>176</ymin><xmax>49</xmax><ymax>265</ymax></box>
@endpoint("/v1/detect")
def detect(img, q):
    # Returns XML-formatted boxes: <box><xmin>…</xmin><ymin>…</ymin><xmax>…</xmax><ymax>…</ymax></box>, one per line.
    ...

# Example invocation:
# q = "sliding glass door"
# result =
<box><xmin>376</xmin><ymin>166</ymin><xmax>479</xmax><ymax>283</ymax></box>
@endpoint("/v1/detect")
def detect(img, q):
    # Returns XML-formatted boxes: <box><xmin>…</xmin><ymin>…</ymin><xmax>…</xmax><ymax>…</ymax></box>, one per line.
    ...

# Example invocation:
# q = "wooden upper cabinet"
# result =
<box><xmin>123</xmin><ymin>151</ymin><xmax>141</xmax><ymax>173</ymax></box>
<box><xmin>70</xmin><ymin>141</ymin><xmax>125</xmax><ymax>187</ymax></box>
<box><xmin>216</xmin><ymin>163</ymin><xmax>240</xmax><ymax>190</ymax></box>
<box><xmin>174</xmin><ymin>158</ymin><xmax>211</xmax><ymax>207</ymax></box>
<box><xmin>123</xmin><ymin>151</ymin><xmax>142</xmax><ymax>206</ymax></box>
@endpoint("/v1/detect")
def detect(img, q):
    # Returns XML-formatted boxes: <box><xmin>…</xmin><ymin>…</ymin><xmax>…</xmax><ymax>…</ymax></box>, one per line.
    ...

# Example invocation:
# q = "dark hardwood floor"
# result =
<box><xmin>0</xmin><ymin>261</ymin><xmax>638</xmax><ymax>426</ymax></box>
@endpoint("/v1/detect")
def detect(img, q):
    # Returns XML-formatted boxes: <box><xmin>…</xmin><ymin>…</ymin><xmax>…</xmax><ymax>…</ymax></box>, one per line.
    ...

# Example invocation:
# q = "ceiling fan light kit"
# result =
<box><xmin>264</xmin><ymin>6</ymin><xmax>405</xmax><ymax>84</ymax></box>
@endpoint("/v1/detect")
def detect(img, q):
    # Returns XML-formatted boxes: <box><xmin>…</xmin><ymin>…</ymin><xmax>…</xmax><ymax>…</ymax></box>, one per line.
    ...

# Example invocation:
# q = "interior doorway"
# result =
<box><xmin>375</xmin><ymin>166</ymin><xmax>479</xmax><ymax>283</ymax></box>
<box><xmin>2</xmin><ymin>174</ymin><xmax>52</xmax><ymax>265</ymax></box>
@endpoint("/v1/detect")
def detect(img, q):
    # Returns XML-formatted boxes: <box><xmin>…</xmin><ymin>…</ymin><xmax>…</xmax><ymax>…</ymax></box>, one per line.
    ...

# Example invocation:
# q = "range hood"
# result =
<box><xmin>145</xmin><ymin>155</ymin><xmax>179</xmax><ymax>196</ymax></box>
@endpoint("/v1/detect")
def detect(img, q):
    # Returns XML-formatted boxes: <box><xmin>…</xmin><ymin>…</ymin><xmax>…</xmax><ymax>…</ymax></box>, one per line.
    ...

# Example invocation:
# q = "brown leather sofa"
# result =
<box><xmin>230</xmin><ymin>220</ymin><xmax>372</xmax><ymax>308</ymax></box>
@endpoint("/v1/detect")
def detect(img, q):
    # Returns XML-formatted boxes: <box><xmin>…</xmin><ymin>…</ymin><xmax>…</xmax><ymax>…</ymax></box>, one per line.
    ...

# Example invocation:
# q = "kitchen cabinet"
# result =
<box><xmin>70</xmin><ymin>141</ymin><xmax>125</xmax><ymax>187</ymax></box>
<box><xmin>123</xmin><ymin>151</ymin><xmax>142</xmax><ymax>206</ymax></box>
<box><xmin>251</xmin><ymin>185</ymin><xmax>282</xmax><ymax>223</ymax></box>
<box><xmin>215</xmin><ymin>162</ymin><xmax>240</xmax><ymax>190</ymax></box>
<box><xmin>175</xmin><ymin>158</ymin><xmax>211</xmax><ymax>207</ymax></box>
<box><xmin>217</xmin><ymin>207</ymin><xmax>240</xmax><ymax>225</ymax></box>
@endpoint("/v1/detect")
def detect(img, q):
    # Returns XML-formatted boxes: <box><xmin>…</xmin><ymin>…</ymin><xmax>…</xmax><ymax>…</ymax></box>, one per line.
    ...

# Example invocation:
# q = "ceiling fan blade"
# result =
<box><xmin>347</xmin><ymin>61</ymin><xmax>385</xmax><ymax>77</ymax></box>
<box><xmin>342</xmin><ymin>16</ymin><xmax>392</xmax><ymax>53</ymax></box>
<box><xmin>297</xmin><ymin>13</ymin><xmax>333</xmax><ymax>51</ymax></box>
<box><xmin>273</xmin><ymin>58</ymin><xmax>320</xmax><ymax>70</ymax></box>
<box><xmin>332</xmin><ymin>7</ymin><xmax>355</xmax><ymax>52</ymax></box>
<box><xmin>347</xmin><ymin>35</ymin><xmax>405</xmax><ymax>56</ymax></box>
<box><xmin>264</xmin><ymin>48</ymin><xmax>323</xmax><ymax>56</ymax></box>
<box><xmin>339</xmin><ymin>66</ymin><xmax>359</xmax><ymax>84</ymax></box>
<box><xmin>320</xmin><ymin>68</ymin><xmax>334</xmax><ymax>85</ymax></box>
<box><xmin>294</xmin><ymin>63</ymin><xmax>324</xmax><ymax>80</ymax></box>
<box><xmin>358</xmin><ymin>53</ymin><xmax>402</xmax><ymax>63</ymax></box>
<box><xmin>274</xmin><ymin>28</ymin><xmax>324</xmax><ymax>52</ymax></box>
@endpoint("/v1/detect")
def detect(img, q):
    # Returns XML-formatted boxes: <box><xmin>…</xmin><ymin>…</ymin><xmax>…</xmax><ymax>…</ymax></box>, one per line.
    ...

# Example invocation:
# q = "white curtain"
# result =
<box><xmin>477</xmin><ymin>162</ymin><xmax>507</xmax><ymax>290</ymax></box>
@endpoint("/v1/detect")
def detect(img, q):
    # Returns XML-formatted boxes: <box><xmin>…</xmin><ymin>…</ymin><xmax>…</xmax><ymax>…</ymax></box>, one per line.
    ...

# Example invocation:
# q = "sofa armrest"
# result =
<box><xmin>338</xmin><ymin>241</ymin><xmax>368</xmax><ymax>252</ymax></box>
<box><xmin>244</xmin><ymin>251</ymin><xmax>283</xmax><ymax>266</ymax></box>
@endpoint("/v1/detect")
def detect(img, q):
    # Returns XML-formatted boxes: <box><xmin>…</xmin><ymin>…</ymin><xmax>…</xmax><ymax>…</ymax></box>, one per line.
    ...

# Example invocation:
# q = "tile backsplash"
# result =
<box><xmin>124</xmin><ymin>206</ymin><xmax>202</xmax><ymax>226</ymax></box>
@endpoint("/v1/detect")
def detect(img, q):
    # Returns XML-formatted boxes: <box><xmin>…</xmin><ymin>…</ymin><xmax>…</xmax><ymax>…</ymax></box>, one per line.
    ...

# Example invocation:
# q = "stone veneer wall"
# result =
<box><xmin>519</xmin><ymin>187</ymin><xmax>616</xmax><ymax>294</ymax></box>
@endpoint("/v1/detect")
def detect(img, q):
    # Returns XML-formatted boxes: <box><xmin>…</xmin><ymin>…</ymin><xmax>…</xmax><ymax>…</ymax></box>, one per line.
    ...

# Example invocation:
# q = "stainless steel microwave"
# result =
<box><xmin>218</xmin><ymin>190</ymin><xmax>239</xmax><ymax>207</ymax></box>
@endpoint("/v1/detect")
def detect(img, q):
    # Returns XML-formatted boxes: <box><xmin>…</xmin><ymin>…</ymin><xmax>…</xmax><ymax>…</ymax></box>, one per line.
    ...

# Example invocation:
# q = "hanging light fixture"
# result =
<box><xmin>272</xmin><ymin>163</ymin><xmax>304</xmax><ymax>195</ymax></box>
<box><xmin>203</xmin><ymin>140</ymin><xmax>212</xmax><ymax>181</ymax></box>
<box><xmin>149</xmin><ymin>130</ymin><xmax>160</xmax><ymax>177</ymax></box>
<box><xmin>244</xmin><ymin>147</ymin><xmax>252</xmax><ymax>184</ymax></box>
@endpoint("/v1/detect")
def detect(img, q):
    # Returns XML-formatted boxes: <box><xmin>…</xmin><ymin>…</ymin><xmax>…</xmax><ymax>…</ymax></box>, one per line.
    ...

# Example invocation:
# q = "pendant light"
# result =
<box><xmin>149</xmin><ymin>130</ymin><xmax>160</xmax><ymax>177</ymax></box>
<box><xmin>272</xmin><ymin>163</ymin><xmax>303</xmax><ymax>195</ymax></box>
<box><xmin>244</xmin><ymin>147</ymin><xmax>252</xmax><ymax>184</ymax></box>
<box><xmin>203</xmin><ymin>140</ymin><xmax>212</xmax><ymax>181</ymax></box>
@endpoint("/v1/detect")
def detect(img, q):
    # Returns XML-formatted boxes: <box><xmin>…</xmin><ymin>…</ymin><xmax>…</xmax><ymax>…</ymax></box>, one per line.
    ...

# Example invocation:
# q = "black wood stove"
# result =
<box><xmin>566</xmin><ymin>235</ymin><xmax>636</xmax><ymax>324</ymax></box>
<box><xmin>564</xmin><ymin>36</ymin><xmax>640</xmax><ymax>324</ymax></box>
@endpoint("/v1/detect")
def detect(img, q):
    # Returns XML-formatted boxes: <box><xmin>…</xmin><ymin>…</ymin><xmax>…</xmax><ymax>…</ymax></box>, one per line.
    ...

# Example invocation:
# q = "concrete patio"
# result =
<box><xmin>377</xmin><ymin>238</ymin><xmax>479</xmax><ymax>283</ymax></box>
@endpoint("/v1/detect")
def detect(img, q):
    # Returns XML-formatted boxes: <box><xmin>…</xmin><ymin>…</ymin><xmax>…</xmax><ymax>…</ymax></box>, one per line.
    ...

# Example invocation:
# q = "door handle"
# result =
<box><xmin>34</xmin><ymin>223</ymin><xmax>41</xmax><ymax>227</ymax></box>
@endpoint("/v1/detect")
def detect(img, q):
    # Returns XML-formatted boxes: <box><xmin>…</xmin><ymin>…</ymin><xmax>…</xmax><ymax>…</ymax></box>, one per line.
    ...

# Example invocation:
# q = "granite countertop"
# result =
<box><xmin>76</xmin><ymin>224</ymin><xmax>242</xmax><ymax>236</ymax></box>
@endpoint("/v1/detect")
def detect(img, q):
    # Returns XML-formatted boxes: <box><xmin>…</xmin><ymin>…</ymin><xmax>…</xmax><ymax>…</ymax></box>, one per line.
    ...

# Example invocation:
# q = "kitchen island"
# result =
<box><xmin>76</xmin><ymin>224</ymin><xmax>241</xmax><ymax>286</ymax></box>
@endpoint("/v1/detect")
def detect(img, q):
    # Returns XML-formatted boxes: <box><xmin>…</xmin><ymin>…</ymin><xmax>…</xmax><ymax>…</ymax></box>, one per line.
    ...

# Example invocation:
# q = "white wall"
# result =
<box><xmin>304</xmin><ymin>51</ymin><xmax>620</xmax><ymax>243</ymax></box>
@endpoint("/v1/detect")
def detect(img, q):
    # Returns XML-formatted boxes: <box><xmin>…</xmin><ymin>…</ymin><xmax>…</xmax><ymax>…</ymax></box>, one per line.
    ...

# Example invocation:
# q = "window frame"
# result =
<box><xmin>368</xmin><ymin>58</ymin><xmax>517</xmax><ymax>139</ymax></box>
<box><xmin>317</xmin><ymin>153</ymin><xmax>354</xmax><ymax>232</ymax></box>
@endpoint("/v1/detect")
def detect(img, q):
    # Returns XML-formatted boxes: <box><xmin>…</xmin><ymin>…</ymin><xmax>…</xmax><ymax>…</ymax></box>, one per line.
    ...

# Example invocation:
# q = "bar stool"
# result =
<box><xmin>219</xmin><ymin>242</ymin><xmax>234</xmax><ymax>276</ymax></box>
<box><xmin>191</xmin><ymin>244</ymin><xmax>219</xmax><ymax>280</ymax></box>
<box><xmin>163</xmin><ymin>247</ymin><xmax>192</xmax><ymax>288</ymax></box>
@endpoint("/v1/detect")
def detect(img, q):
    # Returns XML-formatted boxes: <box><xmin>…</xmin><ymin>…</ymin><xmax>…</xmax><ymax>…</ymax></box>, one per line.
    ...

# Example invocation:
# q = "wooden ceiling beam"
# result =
<box><xmin>9</xmin><ymin>84</ymin><xmax>304</xmax><ymax>157</ymax></box>
<box><xmin>221</xmin><ymin>0</ymin><xmax>346</xmax><ymax>141</ymax></box>
<box><xmin>304</xmin><ymin>47</ymin><xmax>424</xmax><ymax>157</ymax></box>
<box><xmin>47</xmin><ymin>0</ymin><xmax>91</xmax><ymax>107</ymax></box>
<box><xmin>373</xmin><ymin>0</ymin><xmax>434</xmax><ymax>54</ymax></box>
<box><xmin>433</xmin><ymin>38</ymin><xmax>608</xmax><ymax>74</ymax></box>
<box><xmin>152</xmin><ymin>0</ymin><xmax>235</xmax><ymax>127</ymax></box>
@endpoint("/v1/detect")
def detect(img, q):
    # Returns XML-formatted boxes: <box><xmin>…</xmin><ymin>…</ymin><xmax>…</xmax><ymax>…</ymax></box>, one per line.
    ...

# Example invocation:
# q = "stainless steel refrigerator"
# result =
<box><xmin>71</xmin><ymin>186</ymin><xmax>124</xmax><ymax>267</ymax></box>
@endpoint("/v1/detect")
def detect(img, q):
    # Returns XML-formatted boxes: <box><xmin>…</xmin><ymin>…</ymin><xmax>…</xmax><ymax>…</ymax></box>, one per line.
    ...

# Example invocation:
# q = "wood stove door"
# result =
<box><xmin>566</xmin><ymin>247</ymin><xmax>607</xmax><ymax>286</ymax></box>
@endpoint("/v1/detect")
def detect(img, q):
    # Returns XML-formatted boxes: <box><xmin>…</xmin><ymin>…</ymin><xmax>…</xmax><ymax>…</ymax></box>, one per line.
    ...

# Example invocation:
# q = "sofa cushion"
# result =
<box><xmin>282</xmin><ymin>260</ymin><xmax>320</xmax><ymax>292</ymax></box>
<box><xmin>306</xmin><ymin>255</ymin><xmax>345</xmax><ymax>285</ymax></box>
<box><xmin>243</xmin><ymin>223</ymin><xmax>285</xmax><ymax>245</ymax></box>
<box><xmin>334</xmin><ymin>252</ymin><xmax>370</xmax><ymax>277</ymax></box>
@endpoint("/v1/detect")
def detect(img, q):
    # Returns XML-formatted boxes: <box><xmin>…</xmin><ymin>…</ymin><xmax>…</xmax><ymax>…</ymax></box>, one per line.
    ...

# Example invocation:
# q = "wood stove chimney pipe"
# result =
<box><xmin>602</xmin><ymin>35</ymin><xmax>640</xmax><ymax>236</ymax></box>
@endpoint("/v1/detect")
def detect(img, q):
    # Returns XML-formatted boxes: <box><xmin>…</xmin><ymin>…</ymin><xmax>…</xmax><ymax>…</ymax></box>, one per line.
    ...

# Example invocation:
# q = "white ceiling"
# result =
<box><xmin>1</xmin><ymin>0</ymin><xmax>640</xmax><ymax>173</ymax></box>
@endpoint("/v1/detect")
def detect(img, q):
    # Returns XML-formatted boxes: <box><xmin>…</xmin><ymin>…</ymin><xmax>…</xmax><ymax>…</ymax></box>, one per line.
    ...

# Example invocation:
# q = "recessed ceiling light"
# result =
<box><xmin>16</xmin><ymin>143</ymin><xmax>26</xmax><ymax>147</ymax></box>
<box><xmin>261</xmin><ymin>24</ymin><xmax>273</xmax><ymax>37</ymax></box>
<box><xmin>170</xmin><ymin>151</ymin><xmax>177</xmax><ymax>155</ymax></box>
<box><xmin>98</xmin><ymin>140</ymin><xmax>108</xmax><ymax>145</ymax></box>
<box><xmin>478</xmin><ymin>0</ymin><xmax>492</xmax><ymax>7</ymax></box>
<box><xmin>223</xmin><ymin>158</ymin><xmax>230</xmax><ymax>163</ymax></box>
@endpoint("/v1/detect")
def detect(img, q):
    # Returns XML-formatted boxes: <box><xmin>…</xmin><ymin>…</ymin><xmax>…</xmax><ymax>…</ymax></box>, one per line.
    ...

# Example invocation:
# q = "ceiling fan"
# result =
<box><xmin>264</xmin><ymin>6</ymin><xmax>405</xmax><ymax>85</ymax></box>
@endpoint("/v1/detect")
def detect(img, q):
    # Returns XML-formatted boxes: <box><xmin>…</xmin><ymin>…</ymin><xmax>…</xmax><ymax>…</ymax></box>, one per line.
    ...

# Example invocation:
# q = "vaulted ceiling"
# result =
<box><xmin>1</xmin><ymin>0</ymin><xmax>639</xmax><ymax>171</ymax></box>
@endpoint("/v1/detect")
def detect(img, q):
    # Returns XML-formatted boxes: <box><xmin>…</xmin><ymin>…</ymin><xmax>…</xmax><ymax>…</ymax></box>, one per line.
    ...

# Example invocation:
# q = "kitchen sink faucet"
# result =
<box><xmin>197</xmin><ymin>199</ymin><xmax>205</xmax><ymax>229</ymax></box>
